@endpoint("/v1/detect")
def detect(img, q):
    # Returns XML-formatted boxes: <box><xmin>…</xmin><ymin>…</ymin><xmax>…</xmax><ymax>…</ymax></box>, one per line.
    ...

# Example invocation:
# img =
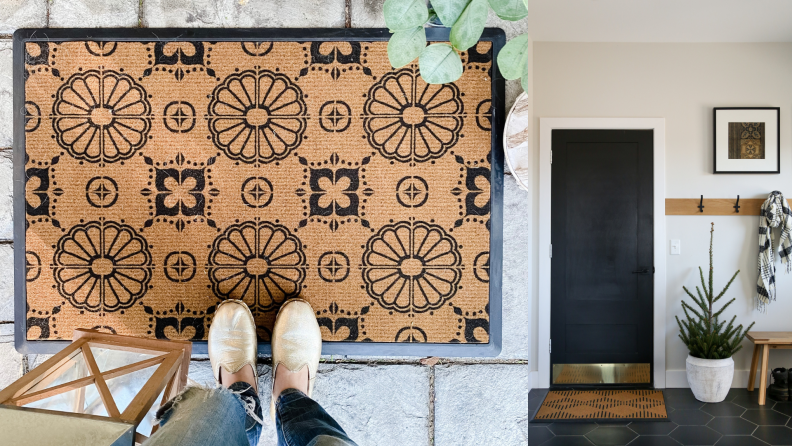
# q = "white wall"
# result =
<box><xmin>533</xmin><ymin>42</ymin><xmax>792</xmax><ymax>387</ymax></box>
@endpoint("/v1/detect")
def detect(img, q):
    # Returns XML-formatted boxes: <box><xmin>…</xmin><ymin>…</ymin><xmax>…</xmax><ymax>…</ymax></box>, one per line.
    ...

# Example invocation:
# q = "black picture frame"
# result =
<box><xmin>13</xmin><ymin>27</ymin><xmax>505</xmax><ymax>358</ymax></box>
<box><xmin>713</xmin><ymin>107</ymin><xmax>780</xmax><ymax>174</ymax></box>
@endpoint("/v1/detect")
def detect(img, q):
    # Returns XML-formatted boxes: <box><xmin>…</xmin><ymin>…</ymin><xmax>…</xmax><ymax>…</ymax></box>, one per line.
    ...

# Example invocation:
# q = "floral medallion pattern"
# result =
<box><xmin>298</xmin><ymin>42</ymin><xmax>373</xmax><ymax>81</ymax></box>
<box><xmin>207</xmin><ymin>220</ymin><xmax>307</xmax><ymax>313</ymax></box>
<box><xmin>362</xmin><ymin>220</ymin><xmax>462</xmax><ymax>313</ymax></box>
<box><xmin>23</xmin><ymin>40</ymin><xmax>494</xmax><ymax>345</ymax></box>
<box><xmin>294</xmin><ymin>153</ymin><xmax>374</xmax><ymax>232</ymax></box>
<box><xmin>52</xmin><ymin>219</ymin><xmax>153</xmax><ymax>312</ymax></box>
<box><xmin>140</xmin><ymin>153</ymin><xmax>220</xmax><ymax>232</ymax></box>
<box><xmin>363</xmin><ymin>67</ymin><xmax>463</xmax><ymax>163</ymax></box>
<box><xmin>208</xmin><ymin>69</ymin><xmax>308</xmax><ymax>165</ymax></box>
<box><xmin>315</xmin><ymin>302</ymin><xmax>372</xmax><ymax>341</ymax></box>
<box><xmin>450</xmin><ymin>154</ymin><xmax>491</xmax><ymax>230</ymax></box>
<box><xmin>52</xmin><ymin>69</ymin><xmax>152</xmax><ymax>163</ymax></box>
<box><xmin>144</xmin><ymin>302</ymin><xmax>214</xmax><ymax>341</ymax></box>
<box><xmin>24</xmin><ymin>156</ymin><xmax>64</xmax><ymax>230</ymax></box>
<box><xmin>142</xmin><ymin>42</ymin><xmax>215</xmax><ymax>82</ymax></box>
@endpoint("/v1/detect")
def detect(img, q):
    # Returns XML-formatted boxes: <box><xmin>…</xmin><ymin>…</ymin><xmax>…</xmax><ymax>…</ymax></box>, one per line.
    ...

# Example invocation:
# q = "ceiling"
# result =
<box><xmin>527</xmin><ymin>0</ymin><xmax>792</xmax><ymax>42</ymax></box>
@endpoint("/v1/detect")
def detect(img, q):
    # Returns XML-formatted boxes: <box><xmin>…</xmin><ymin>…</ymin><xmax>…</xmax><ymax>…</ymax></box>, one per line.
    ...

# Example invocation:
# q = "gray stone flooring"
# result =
<box><xmin>530</xmin><ymin>388</ymin><xmax>792</xmax><ymax>446</ymax></box>
<box><xmin>0</xmin><ymin>1</ymin><xmax>530</xmax><ymax>445</ymax></box>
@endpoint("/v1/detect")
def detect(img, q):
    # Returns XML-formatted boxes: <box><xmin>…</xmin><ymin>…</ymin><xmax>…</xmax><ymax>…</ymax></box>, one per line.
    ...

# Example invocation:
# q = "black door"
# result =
<box><xmin>550</xmin><ymin>130</ymin><xmax>653</xmax><ymax>386</ymax></box>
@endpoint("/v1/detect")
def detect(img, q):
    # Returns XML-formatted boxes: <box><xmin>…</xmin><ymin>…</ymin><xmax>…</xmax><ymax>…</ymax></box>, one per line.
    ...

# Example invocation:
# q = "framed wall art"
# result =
<box><xmin>714</xmin><ymin>107</ymin><xmax>780</xmax><ymax>174</ymax></box>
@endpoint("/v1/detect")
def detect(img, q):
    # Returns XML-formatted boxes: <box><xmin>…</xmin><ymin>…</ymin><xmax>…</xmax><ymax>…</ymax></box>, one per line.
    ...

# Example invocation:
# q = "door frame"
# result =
<box><xmin>537</xmin><ymin>118</ymin><xmax>666</xmax><ymax>389</ymax></box>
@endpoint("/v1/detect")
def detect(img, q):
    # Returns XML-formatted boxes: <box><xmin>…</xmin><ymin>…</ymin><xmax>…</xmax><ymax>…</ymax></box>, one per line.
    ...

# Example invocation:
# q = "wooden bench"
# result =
<box><xmin>746</xmin><ymin>331</ymin><xmax>792</xmax><ymax>405</ymax></box>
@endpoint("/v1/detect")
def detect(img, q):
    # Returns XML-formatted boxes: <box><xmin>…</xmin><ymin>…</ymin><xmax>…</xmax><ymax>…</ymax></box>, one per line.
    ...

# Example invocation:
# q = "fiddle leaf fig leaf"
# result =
<box><xmin>497</xmin><ymin>33</ymin><xmax>530</xmax><ymax>80</ymax></box>
<box><xmin>388</xmin><ymin>26</ymin><xmax>427</xmax><ymax>68</ymax></box>
<box><xmin>488</xmin><ymin>0</ymin><xmax>529</xmax><ymax>21</ymax></box>
<box><xmin>431</xmin><ymin>0</ymin><xmax>470</xmax><ymax>26</ymax></box>
<box><xmin>419</xmin><ymin>43</ymin><xmax>464</xmax><ymax>84</ymax></box>
<box><xmin>449</xmin><ymin>0</ymin><xmax>489</xmax><ymax>51</ymax></box>
<box><xmin>384</xmin><ymin>0</ymin><xmax>430</xmax><ymax>31</ymax></box>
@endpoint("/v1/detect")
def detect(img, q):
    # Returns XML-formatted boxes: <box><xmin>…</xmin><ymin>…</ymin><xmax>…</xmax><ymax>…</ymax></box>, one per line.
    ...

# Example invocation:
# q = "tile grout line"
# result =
<box><xmin>138</xmin><ymin>0</ymin><xmax>145</xmax><ymax>27</ymax></box>
<box><xmin>45</xmin><ymin>0</ymin><xmax>50</xmax><ymax>28</ymax></box>
<box><xmin>428</xmin><ymin>364</ymin><xmax>435</xmax><ymax>446</ymax></box>
<box><xmin>345</xmin><ymin>0</ymin><xmax>351</xmax><ymax>28</ymax></box>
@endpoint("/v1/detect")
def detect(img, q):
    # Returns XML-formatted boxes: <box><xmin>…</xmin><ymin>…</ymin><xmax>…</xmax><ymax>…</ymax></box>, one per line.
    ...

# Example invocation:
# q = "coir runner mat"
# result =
<box><xmin>532</xmin><ymin>390</ymin><xmax>669</xmax><ymax>422</ymax></box>
<box><xmin>14</xmin><ymin>29</ymin><xmax>504</xmax><ymax>356</ymax></box>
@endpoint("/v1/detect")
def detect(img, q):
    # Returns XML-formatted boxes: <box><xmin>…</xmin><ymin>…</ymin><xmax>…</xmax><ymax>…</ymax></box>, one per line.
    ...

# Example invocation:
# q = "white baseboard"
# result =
<box><xmin>665</xmin><ymin>370</ymin><xmax>766</xmax><ymax>389</ymax></box>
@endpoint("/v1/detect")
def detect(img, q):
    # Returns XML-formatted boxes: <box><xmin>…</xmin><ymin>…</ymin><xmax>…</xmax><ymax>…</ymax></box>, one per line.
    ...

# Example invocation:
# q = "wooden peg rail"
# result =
<box><xmin>666</xmin><ymin>198</ymin><xmax>792</xmax><ymax>216</ymax></box>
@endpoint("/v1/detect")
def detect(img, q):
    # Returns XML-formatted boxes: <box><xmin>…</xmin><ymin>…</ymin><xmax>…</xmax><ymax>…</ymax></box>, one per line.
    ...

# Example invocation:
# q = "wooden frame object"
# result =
<box><xmin>665</xmin><ymin>198</ymin><xmax>792</xmax><ymax>215</ymax></box>
<box><xmin>0</xmin><ymin>329</ymin><xmax>191</xmax><ymax>443</ymax></box>
<box><xmin>713</xmin><ymin>107</ymin><xmax>780</xmax><ymax>174</ymax></box>
<box><xmin>746</xmin><ymin>331</ymin><xmax>792</xmax><ymax>405</ymax></box>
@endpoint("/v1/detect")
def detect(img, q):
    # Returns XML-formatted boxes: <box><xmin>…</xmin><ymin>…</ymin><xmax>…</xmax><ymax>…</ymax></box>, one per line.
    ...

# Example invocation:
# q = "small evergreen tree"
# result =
<box><xmin>676</xmin><ymin>223</ymin><xmax>755</xmax><ymax>359</ymax></box>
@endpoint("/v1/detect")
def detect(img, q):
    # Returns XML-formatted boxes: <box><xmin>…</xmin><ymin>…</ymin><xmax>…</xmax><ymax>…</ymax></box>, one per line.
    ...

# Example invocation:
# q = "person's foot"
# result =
<box><xmin>270</xmin><ymin>299</ymin><xmax>322</xmax><ymax>420</ymax></box>
<box><xmin>208</xmin><ymin>300</ymin><xmax>258</xmax><ymax>393</ymax></box>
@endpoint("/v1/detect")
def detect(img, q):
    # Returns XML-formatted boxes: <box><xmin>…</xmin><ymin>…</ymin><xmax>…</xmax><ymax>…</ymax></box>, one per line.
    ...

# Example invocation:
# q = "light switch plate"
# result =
<box><xmin>670</xmin><ymin>239</ymin><xmax>681</xmax><ymax>255</ymax></box>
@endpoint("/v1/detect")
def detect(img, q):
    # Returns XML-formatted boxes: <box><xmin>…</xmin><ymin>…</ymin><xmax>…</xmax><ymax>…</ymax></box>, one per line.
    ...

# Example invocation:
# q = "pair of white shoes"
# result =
<box><xmin>207</xmin><ymin>298</ymin><xmax>321</xmax><ymax>421</ymax></box>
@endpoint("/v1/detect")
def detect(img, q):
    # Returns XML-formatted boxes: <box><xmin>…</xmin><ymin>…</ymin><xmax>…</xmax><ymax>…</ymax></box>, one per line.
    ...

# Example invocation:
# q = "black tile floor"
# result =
<box><xmin>529</xmin><ymin>388</ymin><xmax>792</xmax><ymax>445</ymax></box>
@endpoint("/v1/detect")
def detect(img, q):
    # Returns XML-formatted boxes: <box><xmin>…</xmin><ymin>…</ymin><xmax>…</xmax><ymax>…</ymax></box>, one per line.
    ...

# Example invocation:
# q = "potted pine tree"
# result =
<box><xmin>676</xmin><ymin>223</ymin><xmax>755</xmax><ymax>403</ymax></box>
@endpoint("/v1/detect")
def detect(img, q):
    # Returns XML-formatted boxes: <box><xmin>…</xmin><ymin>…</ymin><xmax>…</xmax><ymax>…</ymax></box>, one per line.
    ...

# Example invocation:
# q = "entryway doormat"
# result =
<box><xmin>532</xmin><ymin>390</ymin><xmax>669</xmax><ymax>422</ymax></box>
<box><xmin>13</xmin><ymin>28</ymin><xmax>504</xmax><ymax>357</ymax></box>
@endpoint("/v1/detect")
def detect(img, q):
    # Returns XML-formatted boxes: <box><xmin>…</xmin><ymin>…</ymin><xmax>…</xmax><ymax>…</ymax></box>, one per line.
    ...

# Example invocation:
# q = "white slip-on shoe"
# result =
<box><xmin>270</xmin><ymin>298</ymin><xmax>322</xmax><ymax>421</ymax></box>
<box><xmin>208</xmin><ymin>299</ymin><xmax>258</xmax><ymax>391</ymax></box>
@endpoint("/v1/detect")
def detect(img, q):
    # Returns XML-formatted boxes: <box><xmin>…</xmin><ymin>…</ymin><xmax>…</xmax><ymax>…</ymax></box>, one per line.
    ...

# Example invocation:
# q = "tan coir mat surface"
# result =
<box><xmin>533</xmin><ymin>390</ymin><xmax>669</xmax><ymax>422</ymax></box>
<box><xmin>22</xmin><ymin>39</ymin><xmax>494</xmax><ymax>345</ymax></box>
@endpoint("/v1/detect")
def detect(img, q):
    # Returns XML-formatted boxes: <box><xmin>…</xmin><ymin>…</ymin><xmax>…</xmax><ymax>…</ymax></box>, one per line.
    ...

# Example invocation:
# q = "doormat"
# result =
<box><xmin>532</xmin><ymin>390</ymin><xmax>668</xmax><ymax>422</ymax></box>
<box><xmin>14</xmin><ymin>29</ymin><xmax>504</xmax><ymax>355</ymax></box>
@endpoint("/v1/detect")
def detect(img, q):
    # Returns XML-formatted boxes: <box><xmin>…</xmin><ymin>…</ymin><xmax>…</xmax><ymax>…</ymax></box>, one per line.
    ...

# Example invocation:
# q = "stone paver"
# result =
<box><xmin>0</xmin><ymin>151</ymin><xmax>12</xmax><ymax>241</ymax></box>
<box><xmin>50</xmin><ymin>0</ymin><xmax>139</xmax><ymax>28</ymax></box>
<box><xmin>0</xmin><ymin>244</ymin><xmax>12</xmax><ymax>322</ymax></box>
<box><xmin>0</xmin><ymin>40</ymin><xmax>13</xmax><ymax>150</ymax></box>
<box><xmin>350</xmin><ymin>0</ymin><xmax>385</xmax><ymax>28</ymax></box>
<box><xmin>186</xmin><ymin>360</ymin><xmax>432</xmax><ymax>445</ymax></box>
<box><xmin>0</xmin><ymin>323</ymin><xmax>23</xmax><ymax>388</ymax></box>
<box><xmin>143</xmin><ymin>0</ymin><xmax>345</xmax><ymax>28</ymax></box>
<box><xmin>434</xmin><ymin>364</ymin><xmax>529</xmax><ymax>445</ymax></box>
<box><xmin>253</xmin><ymin>362</ymin><xmax>431</xmax><ymax>446</ymax></box>
<box><xmin>500</xmin><ymin>179</ymin><xmax>531</xmax><ymax>359</ymax></box>
<box><xmin>0</xmin><ymin>0</ymin><xmax>46</xmax><ymax>35</ymax></box>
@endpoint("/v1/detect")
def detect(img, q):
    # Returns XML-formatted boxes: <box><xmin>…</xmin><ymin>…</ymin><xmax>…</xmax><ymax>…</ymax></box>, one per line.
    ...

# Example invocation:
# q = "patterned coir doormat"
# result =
<box><xmin>532</xmin><ymin>390</ymin><xmax>668</xmax><ymax>422</ymax></box>
<box><xmin>15</xmin><ymin>29</ymin><xmax>503</xmax><ymax>354</ymax></box>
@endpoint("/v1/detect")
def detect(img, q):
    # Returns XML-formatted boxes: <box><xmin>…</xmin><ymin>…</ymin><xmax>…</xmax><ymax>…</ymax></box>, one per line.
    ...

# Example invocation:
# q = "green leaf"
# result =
<box><xmin>388</xmin><ymin>27</ymin><xmax>427</xmax><ymax>68</ymax></box>
<box><xmin>431</xmin><ymin>0</ymin><xmax>470</xmax><ymax>26</ymax></box>
<box><xmin>497</xmin><ymin>33</ymin><xmax>530</xmax><ymax>80</ymax></box>
<box><xmin>488</xmin><ymin>0</ymin><xmax>529</xmax><ymax>21</ymax></box>
<box><xmin>419</xmin><ymin>43</ymin><xmax>463</xmax><ymax>84</ymax></box>
<box><xmin>384</xmin><ymin>0</ymin><xmax>429</xmax><ymax>31</ymax></box>
<box><xmin>449</xmin><ymin>0</ymin><xmax>488</xmax><ymax>51</ymax></box>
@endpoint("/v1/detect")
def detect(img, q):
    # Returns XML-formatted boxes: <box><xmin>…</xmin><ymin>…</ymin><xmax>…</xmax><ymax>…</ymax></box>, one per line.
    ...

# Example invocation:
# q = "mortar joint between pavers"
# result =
<box><xmin>428</xmin><ymin>364</ymin><xmax>436</xmax><ymax>445</ymax></box>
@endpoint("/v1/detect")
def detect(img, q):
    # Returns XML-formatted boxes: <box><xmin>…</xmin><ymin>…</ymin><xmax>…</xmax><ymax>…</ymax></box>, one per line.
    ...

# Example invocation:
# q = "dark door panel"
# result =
<box><xmin>550</xmin><ymin>130</ymin><xmax>653</xmax><ymax>386</ymax></box>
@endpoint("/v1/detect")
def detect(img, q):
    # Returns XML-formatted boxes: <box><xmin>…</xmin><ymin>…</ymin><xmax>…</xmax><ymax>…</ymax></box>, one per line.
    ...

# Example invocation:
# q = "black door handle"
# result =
<box><xmin>632</xmin><ymin>268</ymin><xmax>650</xmax><ymax>274</ymax></box>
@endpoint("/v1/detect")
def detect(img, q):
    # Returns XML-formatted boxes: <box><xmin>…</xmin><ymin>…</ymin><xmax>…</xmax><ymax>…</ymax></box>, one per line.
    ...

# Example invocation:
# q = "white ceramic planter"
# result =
<box><xmin>686</xmin><ymin>355</ymin><xmax>734</xmax><ymax>403</ymax></box>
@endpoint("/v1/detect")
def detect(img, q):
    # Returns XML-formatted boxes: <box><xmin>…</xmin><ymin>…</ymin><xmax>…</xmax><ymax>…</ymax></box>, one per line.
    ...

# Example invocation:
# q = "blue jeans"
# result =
<box><xmin>143</xmin><ymin>384</ymin><xmax>356</xmax><ymax>446</ymax></box>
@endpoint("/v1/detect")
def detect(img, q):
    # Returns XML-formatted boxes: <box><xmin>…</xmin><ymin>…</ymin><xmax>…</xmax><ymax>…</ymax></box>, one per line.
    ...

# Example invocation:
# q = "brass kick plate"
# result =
<box><xmin>552</xmin><ymin>363</ymin><xmax>651</xmax><ymax>384</ymax></box>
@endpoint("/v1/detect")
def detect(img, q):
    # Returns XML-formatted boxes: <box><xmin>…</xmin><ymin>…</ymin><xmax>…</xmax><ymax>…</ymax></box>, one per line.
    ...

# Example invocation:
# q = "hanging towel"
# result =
<box><xmin>757</xmin><ymin>191</ymin><xmax>792</xmax><ymax>312</ymax></box>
